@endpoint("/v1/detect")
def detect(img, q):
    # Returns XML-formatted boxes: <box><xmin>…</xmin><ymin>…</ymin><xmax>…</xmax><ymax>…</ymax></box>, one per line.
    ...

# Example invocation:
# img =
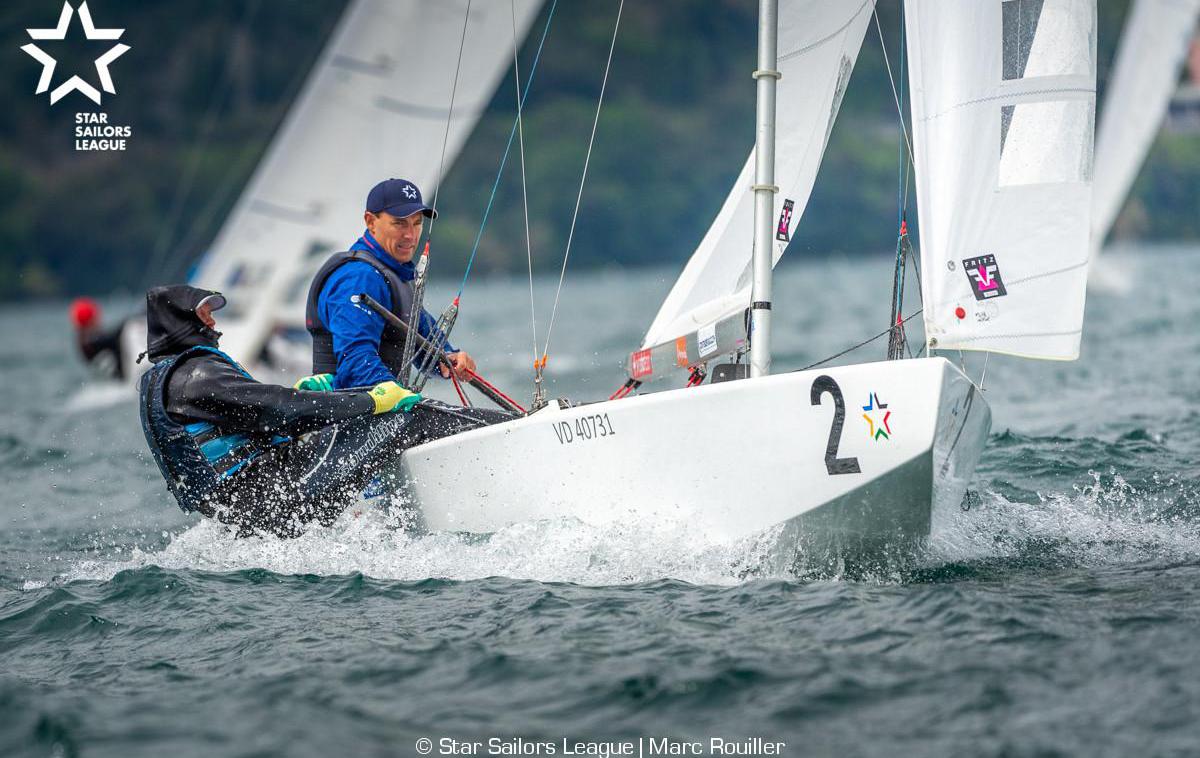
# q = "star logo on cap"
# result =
<box><xmin>401</xmin><ymin>184</ymin><xmax>417</xmax><ymax>200</ymax></box>
<box><xmin>20</xmin><ymin>2</ymin><xmax>130</xmax><ymax>105</ymax></box>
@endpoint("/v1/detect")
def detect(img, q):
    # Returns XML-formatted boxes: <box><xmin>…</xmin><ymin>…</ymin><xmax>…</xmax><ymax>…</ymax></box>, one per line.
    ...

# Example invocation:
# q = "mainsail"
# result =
<box><xmin>905</xmin><ymin>0</ymin><xmax>1097</xmax><ymax>361</ymax></box>
<box><xmin>190</xmin><ymin>0</ymin><xmax>542</xmax><ymax>364</ymax></box>
<box><xmin>1092</xmin><ymin>0</ymin><xmax>1200</xmax><ymax>250</ymax></box>
<box><xmin>629</xmin><ymin>1</ymin><xmax>875</xmax><ymax>381</ymax></box>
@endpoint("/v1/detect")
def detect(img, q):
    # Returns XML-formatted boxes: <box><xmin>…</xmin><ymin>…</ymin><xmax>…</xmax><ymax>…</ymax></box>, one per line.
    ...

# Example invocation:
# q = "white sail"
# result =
<box><xmin>636</xmin><ymin>0</ymin><xmax>875</xmax><ymax>364</ymax></box>
<box><xmin>1092</xmin><ymin>0</ymin><xmax>1200</xmax><ymax>249</ymax></box>
<box><xmin>905</xmin><ymin>0</ymin><xmax>1097</xmax><ymax>361</ymax></box>
<box><xmin>190</xmin><ymin>0</ymin><xmax>542</xmax><ymax>364</ymax></box>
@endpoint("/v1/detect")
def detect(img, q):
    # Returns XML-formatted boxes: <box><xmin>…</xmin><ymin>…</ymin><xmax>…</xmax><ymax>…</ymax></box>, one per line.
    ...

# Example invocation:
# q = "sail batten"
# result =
<box><xmin>905</xmin><ymin>0</ymin><xmax>1097</xmax><ymax>362</ymax></box>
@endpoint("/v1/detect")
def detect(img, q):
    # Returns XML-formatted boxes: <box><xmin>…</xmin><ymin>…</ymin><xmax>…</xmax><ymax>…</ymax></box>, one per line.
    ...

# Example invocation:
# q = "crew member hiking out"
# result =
<box><xmin>304</xmin><ymin>178</ymin><xmax>477</xmax><ymax>391</ymax></box>
<box><xmin>137</xmin><ymin>284</ymin><xmax>437</xmax><ymax>537</ymax></box>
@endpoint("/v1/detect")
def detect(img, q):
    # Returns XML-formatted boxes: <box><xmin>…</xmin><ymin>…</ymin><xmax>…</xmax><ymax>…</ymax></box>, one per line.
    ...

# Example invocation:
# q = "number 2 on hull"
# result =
<box><xmin>810</xmin><ymin>375</ymin><xmax>862</xmax><ymax>476</ymax></box>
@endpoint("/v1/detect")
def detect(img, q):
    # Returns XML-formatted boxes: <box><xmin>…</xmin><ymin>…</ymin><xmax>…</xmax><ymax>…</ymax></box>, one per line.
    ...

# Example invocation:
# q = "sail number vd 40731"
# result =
<box><xmin>552</xmin><ymin>414</ymin><xmax>617</xmax><ymax>445</ymax></box>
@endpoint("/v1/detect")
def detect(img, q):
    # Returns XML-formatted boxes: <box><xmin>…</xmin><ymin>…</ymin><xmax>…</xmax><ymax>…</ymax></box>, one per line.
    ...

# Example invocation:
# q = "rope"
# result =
<box><xmin>511</xmin><ymin>0</ymin><xmax>539</xmax><ymax>373</ymax></box>
<box><xmin>466</xmin><ymin>369</ymin><xmax>527</xmax><ymax>413</ymax></box>
<box><xmin>450</xmin><ymin>370</ymin><xmax>470</xmax><ymax>406</ymax></box>
<box><xmin>540</xmin><ymin>0</ymin><xmax>625</xmax><ymax>362</ymax></box>
<box><xmin>427</xmin><ymin>0</ymin><xmax>474</xmax><ymax>238</ymax></box>
<box><xmin>458</xmin><ymin>0</ymin><xmax>559</xmax><ymax>296</ymax></box>
<box><xmin>796</xmin><ymin>309</ymin><xmax>923</xmax><ymax>372</ymax></box>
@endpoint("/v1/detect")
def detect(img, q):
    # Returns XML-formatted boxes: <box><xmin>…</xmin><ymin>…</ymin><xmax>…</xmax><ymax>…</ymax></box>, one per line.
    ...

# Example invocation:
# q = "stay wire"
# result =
<box><xmin>511</xmin><ymin>0</ymin><xmax>539</xmax><ymax>371</ymax></box>
<box><xmin>539</xmin><ymin>0</ymin><xmax>624</xmax><ymax>362</ymax></box>
<box><xmin>798</xmin><ymin>309</ymin><xmax>924</xmax><ymax>372</ymax></box>
<box><xmin>427</xmin><ymin>0</ymin><xmax>474</xmax><ymax>239</ymax></box>
<box><xmin>403</xmin><ymin>0</ymin><xmax>474</xmax><ymax>384</ymax></box>
<box><xmin>144</xmin><ymin>0</ymin><xmax>263</xmax><ymax>286</ymax></box>
<box><xmin>873</xmin><ymin>8</ymin><xmax>915</xmax><ymax>171</ymax></box>
<box><xmin>458</xmin><ymin>0</ymin><xmax>559</xmax><ymax>297</ymax></box>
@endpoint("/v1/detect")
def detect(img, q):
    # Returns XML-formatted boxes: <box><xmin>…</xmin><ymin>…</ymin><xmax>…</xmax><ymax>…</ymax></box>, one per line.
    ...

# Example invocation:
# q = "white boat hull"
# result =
<box><xmin>399</xmin><ymin>357</ymin><xmax>991</xmax><ymax>555</ymax></box>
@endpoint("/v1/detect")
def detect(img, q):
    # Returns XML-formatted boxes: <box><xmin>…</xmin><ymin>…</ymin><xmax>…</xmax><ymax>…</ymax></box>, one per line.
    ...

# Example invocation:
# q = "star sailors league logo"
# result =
<box><xmin>862</xmin><ymin>392</ymin><xmax>892</xmax><ymax>441</ymax></box>
<box><xmin>21</xmin><ymin>2</ymin><xmax>129</xmax><ymax>105</ymax></box>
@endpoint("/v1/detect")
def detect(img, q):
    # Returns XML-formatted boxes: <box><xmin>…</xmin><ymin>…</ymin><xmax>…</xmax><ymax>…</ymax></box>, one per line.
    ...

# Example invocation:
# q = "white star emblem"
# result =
<box><xmin>401</xmin><ymin>184</ymin><xmax>417</xmax><ymax>199</ymax></box>
<box><xmin>21</xmin><ymin>2</ymin><xmax>130</xmax><ymax>105</ymax></box>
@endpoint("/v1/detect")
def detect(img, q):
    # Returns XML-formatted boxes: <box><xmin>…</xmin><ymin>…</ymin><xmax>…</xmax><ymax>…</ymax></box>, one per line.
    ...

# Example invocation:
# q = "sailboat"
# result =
<box><xmin>1090</xmin><ymin>0</ymin><xmax>1200</xmax><ymax>290</ymax></box>
<box><xmin>122</xmin><ymin>0</ymin><xmax>542</xmax><ymax>375</ymax></box>
<box><xmin>392</xmin><ymin>0</ymin><xmax>1099</xmax><ymax>562</ymax></box>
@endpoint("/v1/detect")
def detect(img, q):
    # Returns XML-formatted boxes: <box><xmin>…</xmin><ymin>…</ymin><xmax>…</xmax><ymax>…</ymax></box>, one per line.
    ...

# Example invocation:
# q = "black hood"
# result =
<box><xmin>144</xmin><ymin>285</ymin><xmax>225</xmax><ymax>363</ymax></box>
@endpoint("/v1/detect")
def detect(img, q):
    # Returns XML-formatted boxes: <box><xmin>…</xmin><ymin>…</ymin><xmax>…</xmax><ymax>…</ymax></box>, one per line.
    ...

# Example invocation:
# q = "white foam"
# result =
<box><xmin>65</xmin><ymin>503</ymin><xmax>788</xmax><ymax>587</ymax></box>
<box><xmin>930</xmin><ymin>469</ymin><xmax>1200</xmax><ymax>567</ymax></box>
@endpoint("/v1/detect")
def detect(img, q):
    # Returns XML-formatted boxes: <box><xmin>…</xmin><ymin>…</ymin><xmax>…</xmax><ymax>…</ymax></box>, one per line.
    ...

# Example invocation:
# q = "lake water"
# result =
<box><xmin>3</xmin><ymin>245</ymin><xmax>1199</xmax><ymax>757</ymax></box>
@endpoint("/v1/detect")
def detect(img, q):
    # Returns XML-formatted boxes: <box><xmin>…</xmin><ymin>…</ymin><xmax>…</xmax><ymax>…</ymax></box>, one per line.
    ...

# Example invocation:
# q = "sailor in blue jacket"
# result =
<box><xmin>305</xmin><ymin>178</ymin><xmax>476</xmax><ymax>390</ymax></box>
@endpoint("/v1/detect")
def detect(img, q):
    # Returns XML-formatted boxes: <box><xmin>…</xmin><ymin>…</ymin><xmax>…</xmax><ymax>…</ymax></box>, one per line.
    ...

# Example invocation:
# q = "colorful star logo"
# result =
<box><xmin>862</xmin><ymin>392</ymin><xmax>892</xmax><ymax>441</ymax></box>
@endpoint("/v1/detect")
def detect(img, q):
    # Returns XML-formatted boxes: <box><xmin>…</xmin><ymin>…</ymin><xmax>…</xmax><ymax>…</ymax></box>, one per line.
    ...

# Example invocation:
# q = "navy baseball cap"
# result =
<box><xmin>365</xmin><ymin>178</ymin><xmax>437</xmax><ymax>220</ymax></box>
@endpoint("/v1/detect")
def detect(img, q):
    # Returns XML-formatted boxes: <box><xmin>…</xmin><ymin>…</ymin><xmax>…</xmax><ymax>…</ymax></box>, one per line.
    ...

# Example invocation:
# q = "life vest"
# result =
<box><xmin>305</xmin><ymin>250</ymin><xmax>414</xmax><ymax>377</ymax></box>
<box><xmin>138</xmin><ymin>346</ymin><xmax>274</xmax><ymax>513</ymax></box>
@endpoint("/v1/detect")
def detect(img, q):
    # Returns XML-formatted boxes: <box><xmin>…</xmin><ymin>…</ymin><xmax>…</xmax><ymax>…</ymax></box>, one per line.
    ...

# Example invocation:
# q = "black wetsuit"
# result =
<box><xmin>163</xmin><ymin>350</ymin><xmax>510</xmax><ymax>536</ymax></box>
<box><xmin>78</xmin><ymin>324</ymin><xmax>126</xmax><ymax>380</ymax></box>
<box><xmin>138</xmin><ymin>285</ymin><xmax>516</xmax><ymax>538</ymax></box>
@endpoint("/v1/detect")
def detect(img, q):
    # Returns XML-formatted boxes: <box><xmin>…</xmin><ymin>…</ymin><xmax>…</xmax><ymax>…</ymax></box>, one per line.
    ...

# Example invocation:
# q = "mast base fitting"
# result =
<box><xmin>711</xmin><ymin>363</ymin><xmax>750</xmax><ymax>383</ymax></box>
<box><xmin>750</xmin><ymin>184</ymin><xmax>779</xmax><ymax>193</ymax></box>
<box><xmin>752</xmin><ymin>69</ymin><xmax>782</xmax><ymax>80</ymax></box>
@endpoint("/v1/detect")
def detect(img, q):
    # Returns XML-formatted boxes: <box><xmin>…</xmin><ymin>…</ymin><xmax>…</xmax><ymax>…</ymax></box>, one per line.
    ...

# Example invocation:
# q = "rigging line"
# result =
<box><xmin>428</xmin><ymin>0</ymin><xmax>474</xmax><ymax>239</ymax></box>
<box><xmin>797</xmin><ymin>309</ymin><xmax>924</xmax><ymax>372</ymax></box>
<box><xmin>403</xmin><ymin>1</ymin><xmax>474</xmax><ymax>384</ymax></box>
<box><xmin>511</xmin><ymin>0</ymin><xmax>538</xmax><ymax>369</ymax></box>
<box><xmin>144</xmin><ymin>0</ymin><xmax>263</xmax><ymax>285</ymax></box>
<box><xmin>540</xmin><ymin>0</ymin><xmax>625</xmax><ymax>361</ymax></box>
<box><xmin>873</xmin><ymin>7</ymin><xmax>915</xmax><ymax>169</ymax></box>
<box><xmin>899</xmin><ymin>8</ymin><xmax>911</xmax><ymax>215</ymax></box>
<box><xmin>458</xmin><ymin>0</ymin><xmax>559</xmax><ymax>297</ymax></box>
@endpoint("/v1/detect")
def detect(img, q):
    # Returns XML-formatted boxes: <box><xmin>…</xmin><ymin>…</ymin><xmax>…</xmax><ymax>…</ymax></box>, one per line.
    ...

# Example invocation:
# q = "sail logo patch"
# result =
<box><xmin>776</xmin><ymin>199</ymin><xmax>795</xmax><ymax>242</ymax></box>
<box><xmin>862</xmin><ymin>392</ymin><xmax>892</xmax><ymax>441</ymax></box>
<box><xmin>962</xmin><ymin>254</ymin><xmax>1007</xmax><ymax>300</ymax></box>
<box><xmin>630</xmin><ymin>349</ymin><xmax>653</xmax><ymax>379</ymax></box>
<box><xmin>697</xmin><ymin>324</ymin><xmax>718</xmax><ymax>358</ymax></box>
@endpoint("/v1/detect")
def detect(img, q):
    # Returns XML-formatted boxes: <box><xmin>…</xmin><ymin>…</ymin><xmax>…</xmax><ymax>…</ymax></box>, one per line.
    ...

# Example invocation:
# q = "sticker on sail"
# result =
<box><xmin>675</xmin><ymin>336</ymin><xmax>689</xmax><ymax>368</ymax></box>
<box><xmin>776</xmin><ymin>199</ymin><xmax>795</xmax><ymax>242</ymax></box>
<box><xmin>630</xmin><ymin>349</ymin><xmax>653</xmax><ymax>379</ymax></box>
<box><xmin>962</xmin><ymin>254</ymin><xmax>1008</xmax><ymax>300</ymax></box>
<box><xmin>697</xmin><ymin>324</ymin><xmax>718</xmax><ymax>358</ymax></box>
<box><xmin>862</xmin><ymin>392</ymin><xmax>892</xmax><ymax>441</ymax></box>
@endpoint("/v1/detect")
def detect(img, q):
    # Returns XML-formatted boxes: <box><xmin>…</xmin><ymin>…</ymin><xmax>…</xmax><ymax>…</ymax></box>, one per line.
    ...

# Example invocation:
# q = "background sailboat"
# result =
<box><xmin>124</xmin><ymin>0</ymin><xmax>542</xmax><ymax>373</ymax></box>
<box><xmin>1090</xmin><ymin>0</ymin><xmax>1200</xmax><ymax>292</ymax></box>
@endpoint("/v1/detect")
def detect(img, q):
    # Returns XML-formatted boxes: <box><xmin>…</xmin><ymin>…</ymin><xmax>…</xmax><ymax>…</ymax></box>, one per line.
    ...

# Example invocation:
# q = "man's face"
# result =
<box><xmin>365</xmin><ymin>210</ymin><xmax>424</xmax><ymax>263</ymax></box>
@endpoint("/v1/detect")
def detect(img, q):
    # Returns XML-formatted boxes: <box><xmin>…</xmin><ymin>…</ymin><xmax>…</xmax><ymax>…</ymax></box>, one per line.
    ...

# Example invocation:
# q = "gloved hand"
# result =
<box><xmin>294</xmin><ymin>373</ymin><xmax>335</xmax><ymax>392</ymax></box>
<box><xmin>369</xmin><ymin>381</ymin><xmax>422</xmax><ymax>414</ymax></box>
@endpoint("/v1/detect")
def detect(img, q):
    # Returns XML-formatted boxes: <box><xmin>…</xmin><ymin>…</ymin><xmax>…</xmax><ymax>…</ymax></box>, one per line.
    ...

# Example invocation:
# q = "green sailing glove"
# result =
<box><xmin>293</xmin><ymin>373</ymin><xmax>335</xmax><ymax>392</ymax></box>
<box><xmin>369</xmin><ymin>381</ymin><xmax>422</xmax><ymax>414</ymax></box>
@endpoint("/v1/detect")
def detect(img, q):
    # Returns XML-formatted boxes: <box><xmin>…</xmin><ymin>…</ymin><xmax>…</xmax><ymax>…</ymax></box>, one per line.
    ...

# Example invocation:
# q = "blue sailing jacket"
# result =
<box><xmin>316</xmin><ymin>231</ymin><xmax>455</xmax><ymax>389</ymax></box>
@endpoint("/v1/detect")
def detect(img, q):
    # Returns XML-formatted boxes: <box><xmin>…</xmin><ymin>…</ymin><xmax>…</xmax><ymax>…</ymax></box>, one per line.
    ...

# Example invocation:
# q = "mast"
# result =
<box><xmin>750</xmin><ymin>0</ymin><xmax>779</xmax><ymax>378</ymax></box>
